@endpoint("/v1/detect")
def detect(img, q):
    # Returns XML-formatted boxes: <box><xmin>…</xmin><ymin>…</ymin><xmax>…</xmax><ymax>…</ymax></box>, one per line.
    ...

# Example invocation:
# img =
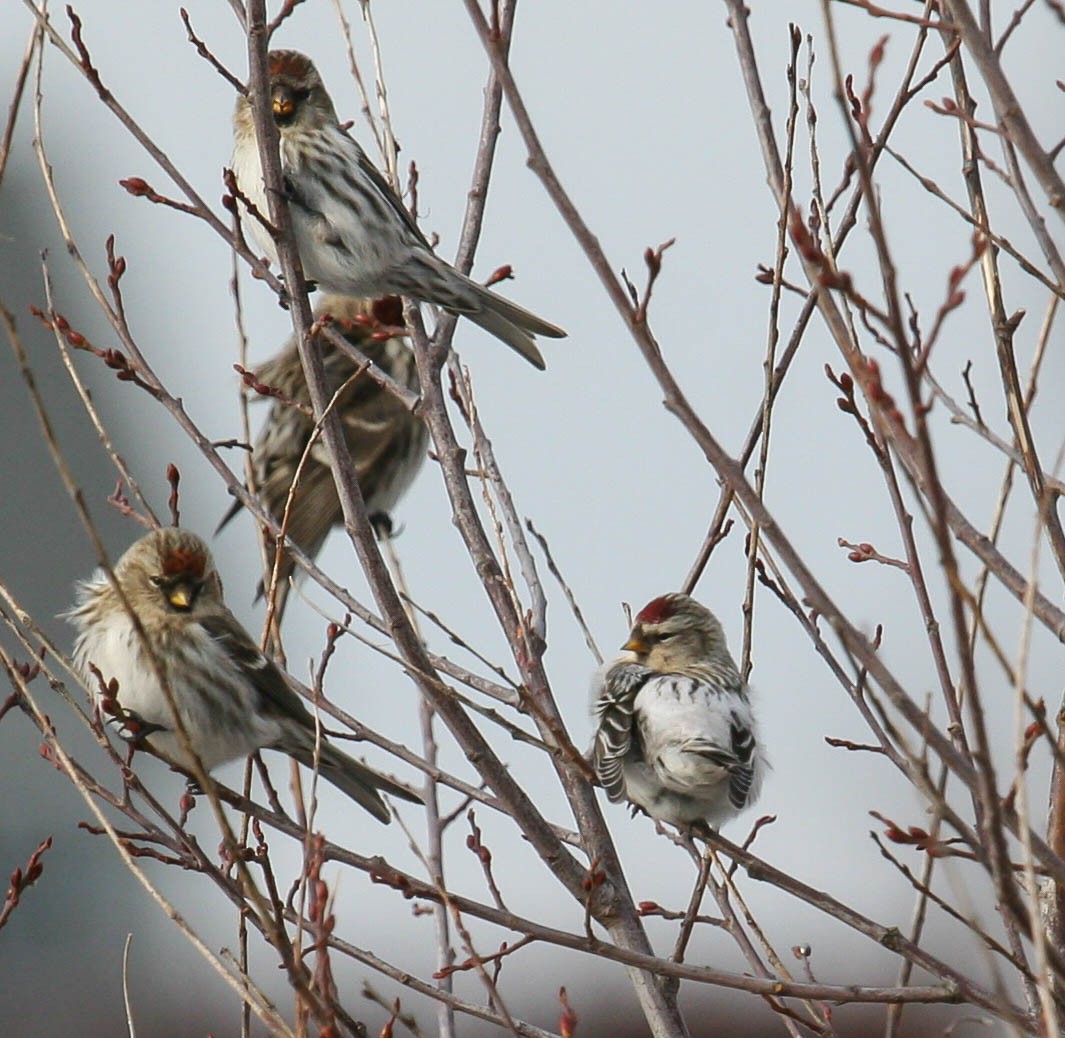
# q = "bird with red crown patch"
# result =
<box><xmin>66</xmin><ymin>527</ymin><xmax>421</xmax><ymax>822</ymax></box>
<box><xmin>230</xmin><ymin>49</ymin><xmax>565</xmax><ymax>368</ymax></box>
<box><xmin>590</xmin><ymin>592</ymin><xmax>767</xmax><ymax>829</ymax></box>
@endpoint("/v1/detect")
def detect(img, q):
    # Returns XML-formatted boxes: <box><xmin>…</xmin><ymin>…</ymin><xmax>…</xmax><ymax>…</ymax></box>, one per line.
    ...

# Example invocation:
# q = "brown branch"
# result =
<box><xmin>942</xmin><ymin>0</ymin><xmax>1065</xmax><ymax>220</ymax></box>
<box><xmin>0</xmin><ymin>16</ymin><xmax>40</xmax><ymax>188</ymax></box>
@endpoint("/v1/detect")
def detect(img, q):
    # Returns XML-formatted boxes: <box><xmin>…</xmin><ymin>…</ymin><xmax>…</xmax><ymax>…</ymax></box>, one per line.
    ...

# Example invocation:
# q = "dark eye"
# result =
<box><xmin>292</xmin><ymin>87</ymin><xmax>310</xmax><ymax>104</ymax></box>
<box><xmin>148</xmin><ymin>575</ymin><xmax>164</xmax><ymax>588</ymax></box>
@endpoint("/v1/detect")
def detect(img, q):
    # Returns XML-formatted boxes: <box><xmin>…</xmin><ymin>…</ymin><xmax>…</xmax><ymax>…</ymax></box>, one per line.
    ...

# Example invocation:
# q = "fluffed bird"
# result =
<box><xmin>591</xmin><ymin>592</ymin><xmax>767</xmax><ymax>828</ymax></box>
<box><xmin>231</xmin><ymin>49</ymin><xmax>565</xmax><ymax>369</ymax></box>
<box><xmin>67</xmin><ymin>527</ymin><xmax>420</xmax><ymax>822</ymax></box>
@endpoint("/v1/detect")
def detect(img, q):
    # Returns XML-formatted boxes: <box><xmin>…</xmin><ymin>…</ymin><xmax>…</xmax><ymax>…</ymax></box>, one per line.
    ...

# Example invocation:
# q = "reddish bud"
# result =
<box><xmin>869</xmin><ymin>35</ymin><xmax>887</xmax><ymax>70</ymax></box>
<box><xmin>581</xmin><ymin>868</ymin><xmax>606</xmax><ymax>892</ymax></box>
<box><xmin>559</xmin><ymin>987</ymin><xmax>579</xmax><ymax>1038</ymax></box>
<box><xmin>120</xmin><ymin>177</ymin><xmax>151</xmax><ymax>196</ymax></box>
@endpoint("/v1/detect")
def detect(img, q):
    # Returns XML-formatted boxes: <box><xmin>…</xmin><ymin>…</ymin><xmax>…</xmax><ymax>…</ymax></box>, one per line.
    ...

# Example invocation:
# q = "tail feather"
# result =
<box><xmin>464</xmin><ymin>278</ymin><xmax>564</xmax><ymax>369</ymax></box>
<box><xmin>216</xmin><ymin>496</ymin><xmax>243</xmax><ymax>535</ymax></box>
<box><xmin>465</xmin><ymin>307</ymin><xmax>547</xmax><ymax>370</ymax></box>
<box><xmin>423</xmin><ymin>264</ymin><xmax>562</xmax><ymax>368</ymax></box>
<box><xmin>288</xmin><ymin>737</ymin><xmax>421</xmax><ymax>824</ymax></box>
<box><xmin>404</xmin><ymin>251</ymin><xmax>565</xmax><ymax>368</ymax></box>
<box><xmin>465</xmin><ymin>279</ymin><xmax>567</xmax><ymax>339</ymax></box>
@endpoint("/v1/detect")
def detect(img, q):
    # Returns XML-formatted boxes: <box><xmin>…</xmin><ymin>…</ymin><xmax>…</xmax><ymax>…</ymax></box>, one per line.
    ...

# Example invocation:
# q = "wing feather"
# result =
<box><xmin>198</xmin><ymin>612</ymin><xmax>313</xmax><ymax>727</ymax></box>
<box><xmin>592</xmin><ymin>662</ymin><xmax>654</xmax><ymax>802</ymax></box>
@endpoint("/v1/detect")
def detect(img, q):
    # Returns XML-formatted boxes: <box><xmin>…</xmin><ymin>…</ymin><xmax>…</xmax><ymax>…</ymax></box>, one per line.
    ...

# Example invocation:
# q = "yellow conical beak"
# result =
<box><xmin>623</xmin><ymin>634</ymin><xmax>648</xmax><ymax>654</ymax></box>
<box><xmin>167</xmin><ymin>583</ymin><xmax>194</xmax><ymax>611</ymax></box>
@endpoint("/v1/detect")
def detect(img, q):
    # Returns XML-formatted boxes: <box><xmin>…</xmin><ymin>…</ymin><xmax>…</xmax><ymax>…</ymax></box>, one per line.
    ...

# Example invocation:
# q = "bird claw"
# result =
<box><xmin>370</xmin><ymin>511</ymin><xmax>395</xmax><ymax>539</ymax></box>
<box><xmin>275</xmin><ymin>277</ymin><xmax>319</xmax><ymax>311</ymax></box>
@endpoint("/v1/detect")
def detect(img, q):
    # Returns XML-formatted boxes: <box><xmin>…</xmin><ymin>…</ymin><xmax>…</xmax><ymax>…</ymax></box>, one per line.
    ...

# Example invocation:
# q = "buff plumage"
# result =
<box><xmin>67</xmin><ymin>527</ymin><xmax>420</xmax><ymax>822</ymax></box>
<box><xmin>218</xmin><ymin>295</ymin><xmax>427</xmax><ymax>616</ymax></box>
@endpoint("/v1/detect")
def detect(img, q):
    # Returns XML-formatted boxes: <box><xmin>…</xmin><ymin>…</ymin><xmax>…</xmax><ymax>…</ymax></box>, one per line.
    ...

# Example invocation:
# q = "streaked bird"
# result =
<box><xmin>67</xmin><ymin>527</ymin><xmax>421</xmax><ymax>822</ymax></box>
<box><xmin>591</xmin><ymin>593</ymin><xmax>767</xmax><ymax>829</ymax></box>
<box><xmin>231</xmin><ymin>49</ymin><xmax>565</xmax><ymax>368</ymax></box>
<box><xmin>219</xmin><ymin>295</ymin><xmax>427</xmax><ymax>616</ymax></box>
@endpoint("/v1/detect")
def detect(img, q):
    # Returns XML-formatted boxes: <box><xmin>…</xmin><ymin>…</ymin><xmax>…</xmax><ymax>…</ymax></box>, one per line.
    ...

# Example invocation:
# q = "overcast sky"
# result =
<box><xmin>2</xmin><ymin>2</ymin><xmax>1063</xmax><ymax>1035</ymax></box>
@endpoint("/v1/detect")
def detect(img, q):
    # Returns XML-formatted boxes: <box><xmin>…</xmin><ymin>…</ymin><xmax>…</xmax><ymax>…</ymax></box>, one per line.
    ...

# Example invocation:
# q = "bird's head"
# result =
<box><xmin>115</xmin><ymin>528</ymin><xmax>223</xmax><ymax>617</ymax></box>
<box><xmin>266</xmin><ymin>49</ymin><xmax>337</xmax><ymax>130</ymax></box>
<box><xmin>622</xmin><ymin>592</ymin><xmax>731</xmax><ymax>675</ymax></box>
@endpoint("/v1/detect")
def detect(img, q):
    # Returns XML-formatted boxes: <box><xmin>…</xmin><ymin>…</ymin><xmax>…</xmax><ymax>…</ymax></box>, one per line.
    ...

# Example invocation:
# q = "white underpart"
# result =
<box><xmin>232</xmin><ymin>120</ymin><xmax>413</xmax><ymax>298</ymax></box>
<box><xmin>71</xmin><ymin>578</ymin><xmax>281</xmax><ymax>771</ymax></box>
<box><xmin>627</xmin><ymin>674</ymin><xmax>766</xmax><ymax>827</ymax></box>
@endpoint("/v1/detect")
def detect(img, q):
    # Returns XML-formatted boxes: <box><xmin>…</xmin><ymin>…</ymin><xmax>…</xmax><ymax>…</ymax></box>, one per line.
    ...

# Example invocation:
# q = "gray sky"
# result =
<box><xmin>1</xmin><ymin>2</ymin><xmax>1063</xmax><ymax>1034</ymax></box>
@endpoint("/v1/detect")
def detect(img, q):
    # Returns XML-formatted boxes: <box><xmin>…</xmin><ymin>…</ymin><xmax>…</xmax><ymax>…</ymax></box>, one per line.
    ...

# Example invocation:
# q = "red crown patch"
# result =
<box><xmin>634</xmin><ymin>594</ymin><xmax>677</xmax><ymax>626</ymax></box>
<box><xmin>269</xmin><ymin>51</ymin><xmax>314</xmax><ymax>82</ymax></box>
<box><xmin>161</xmin><ymin>546</ymin><xmax>206</xmax><ymax>579</ymax></box>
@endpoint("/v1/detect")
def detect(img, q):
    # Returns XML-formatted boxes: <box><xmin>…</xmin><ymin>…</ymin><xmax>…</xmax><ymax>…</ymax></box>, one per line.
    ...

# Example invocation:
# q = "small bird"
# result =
<box><xmin>67</xmin><ymin>527</ymin><xmax>420</xmax><ymax>823</ymax></box>
<box><xmin>218</xmin><ymin>295</ymin><xmax>427</xmax><ymax>616</ymax></box>
<box><xmin>591</xmin><ymin>593</ymin><xmax>767</xmax><ymax>829</ymax></box>
<box><xmin>231</xmin><ymin>49</ymin><xmax>566</xmax><ymax>369</ymax></box>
